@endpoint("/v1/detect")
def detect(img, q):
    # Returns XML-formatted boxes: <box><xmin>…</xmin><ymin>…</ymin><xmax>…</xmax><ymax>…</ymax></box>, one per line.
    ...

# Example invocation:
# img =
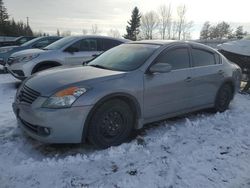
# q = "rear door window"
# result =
<box><xmin>102</xmin><ymin>39</ymin><xmax>122</xmax><ymax>51</ymax></box>
<box><xmin>80</xmin><ymin>39</ymin><xmax>98</xmax><ymax>51</ymax></box>
<box><xmin>192</xmin><ymin>48</ymin><xmax>217</xmax><ymax>67</ymax></box>
<box><xmin>68</xmin><ymin>38</ymin><xmax>102</xmax><ymax>52</ymax></box>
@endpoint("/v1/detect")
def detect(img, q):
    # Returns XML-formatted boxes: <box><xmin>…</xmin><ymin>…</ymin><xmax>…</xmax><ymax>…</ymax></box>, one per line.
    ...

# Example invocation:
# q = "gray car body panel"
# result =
<box><xmin>13</xmin><ymin>41</ymin><xmax>241</xmax><ymax>143</ymax></box>
<box><xmin>25</xmin><ymin>66</ymin><xmax>128</xmax><ymax>97</ymax></box>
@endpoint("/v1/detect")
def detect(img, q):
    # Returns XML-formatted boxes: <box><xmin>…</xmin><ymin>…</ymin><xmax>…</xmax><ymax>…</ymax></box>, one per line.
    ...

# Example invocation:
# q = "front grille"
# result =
<box><xmin>20</xmin><ymin>118</ymin><xmax>50</xmax><ymax>136</ymax></box>
<box><xmin>17</xmin><ymin>85</ymin><xmax>40</xmax><ymax>104</ymax></box>
<box><xmin>20</xmin><ymin>118</ymin><xmax>39</xmax><ymax>133</ymax></box>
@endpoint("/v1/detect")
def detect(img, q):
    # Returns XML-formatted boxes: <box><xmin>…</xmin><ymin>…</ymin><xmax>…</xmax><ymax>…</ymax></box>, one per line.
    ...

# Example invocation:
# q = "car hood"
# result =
<box><xmin>10</xmin><ymin>48</ymin><xmax>46</xmax><ymax>57</ymax></box>
<box><xmin>217</xmin><ymin>39</ymin><xmax>250</xmax><ymax>56</ymax></box>
<box><xmin>25</xmin><ymin>66</ymin><xmax>126</xmax><ymax>96</ymax></box>
<box><xmin>0</xmin><ymin>45</ymin><xmax>18</xmax><ymax>50</ymax></box>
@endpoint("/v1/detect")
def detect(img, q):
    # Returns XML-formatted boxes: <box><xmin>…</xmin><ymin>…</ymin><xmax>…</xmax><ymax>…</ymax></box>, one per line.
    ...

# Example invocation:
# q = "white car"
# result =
<box><xmin>6</xmin><ymin>36</ymin><xmax>129</xmax><ymax>80</ymax></box>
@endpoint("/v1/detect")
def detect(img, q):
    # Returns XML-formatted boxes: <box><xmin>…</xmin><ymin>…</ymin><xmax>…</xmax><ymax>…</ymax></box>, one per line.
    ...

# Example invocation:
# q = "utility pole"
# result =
<box><xmin>26</xmin><ymin>17</ymin><xmax>29</xmax><ymax>26</ymax></box>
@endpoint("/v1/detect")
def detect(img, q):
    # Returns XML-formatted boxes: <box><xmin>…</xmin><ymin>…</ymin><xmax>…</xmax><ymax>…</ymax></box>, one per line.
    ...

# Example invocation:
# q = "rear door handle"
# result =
<box><xmin>185</xmin><ymin>77</ymin><xmax>192</xmax><ymax>82</ymax></box>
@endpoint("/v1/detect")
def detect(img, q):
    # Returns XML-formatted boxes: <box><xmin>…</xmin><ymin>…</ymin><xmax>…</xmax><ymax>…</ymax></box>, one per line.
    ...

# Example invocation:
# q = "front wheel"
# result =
<box><xmin>213</xmin><ymin>84</ymin><xmax>233</xmax><ymax>112</ymax></box>
<box><xmin>87</xmin><ymin>99</ymin><xmax>135</xmax><ymax>148</ymax></box>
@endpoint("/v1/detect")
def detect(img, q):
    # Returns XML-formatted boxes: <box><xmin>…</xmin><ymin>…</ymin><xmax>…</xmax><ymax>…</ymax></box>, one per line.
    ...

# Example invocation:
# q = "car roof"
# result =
<box><xmin>129</xmin><ymin>40</ymin><xmax>217</xmax><ymax>52</ymax></box>
<box><xmin>129</xmin><ymin>40</ymin><xmax>179</xmax><ymax>45</ymax></box>
<box><xmin>63</xmin><ymin>35</ymin><xmax>130</xmax><ymax>43</ymax></box>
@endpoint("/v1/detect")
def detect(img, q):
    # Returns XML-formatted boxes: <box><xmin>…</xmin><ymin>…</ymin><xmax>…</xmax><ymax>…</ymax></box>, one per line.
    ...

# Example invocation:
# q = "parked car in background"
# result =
<box><xmin>12</xmin><ymin>41</ymin><xmax>241</xmax><ymax>148</ymax></box>
<box><xmin>0</xmin><ymin>36</ymin><xmax>36</xmax><ymax>47</ymax></box>
<box><xmin>217</xmin><ymin>37</ymin><xmax>250</xmax><ymax>91</ymax></box>
<box><xmin>0</xmin><ymin>36</ymin><xmax>61</xmax><ymax>68</ymax></box>
<box><xmin>6</xmin><ymin>35</ymin><xmax>129</xmax><ymax>80</ymax></box>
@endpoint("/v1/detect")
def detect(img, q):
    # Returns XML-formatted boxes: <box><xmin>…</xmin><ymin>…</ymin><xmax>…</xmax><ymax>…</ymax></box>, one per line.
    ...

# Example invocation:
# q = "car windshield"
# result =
<box><xmin>88</xmin><ymin>43</ymin><xmax>160</xmax><ymax>71</ymax></box>
<box><xmin>44</xmin><ymin>36</ymin><xmax>76</xmax><ymax>50</ymax></box>
<box><xmin>14</xmin><ymin>36</ymin><xmax>22</xmax><ymax>42</ymax></box>
<box><xmin>21</xmin><ymin>37</ymin><xmax>43</xmax><ymax>47</ymax></box>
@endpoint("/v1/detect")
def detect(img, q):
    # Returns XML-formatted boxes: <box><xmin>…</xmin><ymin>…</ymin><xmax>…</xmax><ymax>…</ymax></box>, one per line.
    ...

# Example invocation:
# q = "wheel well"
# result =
<box><xmin>223</xmin><ymin>80</ymin><xmax>235</xmax><ymax>96</ymax></box>
<box><xmin>82</xmin><ymin>94</ymin><xmax>141</xmax><ymax>142</ymax></box>
<box><xmin>218</xmin><ymin>80</ymin><xmax>235</xmax><ymax>100</ymax></box>
<box><xmin>32</xmin><ymin>61</ymin><xmax>61</xmax><ymax>74</ymax></box>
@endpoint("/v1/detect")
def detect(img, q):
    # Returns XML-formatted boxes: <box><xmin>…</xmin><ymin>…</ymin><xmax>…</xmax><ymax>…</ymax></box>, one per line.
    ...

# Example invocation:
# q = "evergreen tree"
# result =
<box><xmin>216</xmin><ymin>21</ymin><xmax>231</xmax><ymax>39</ymax></box>
<box><xmin>208</xmin><ymin>21</ymin><xmax>232</xmax><ymax>39</ymax></box>
<box><xmin>200</xmin><ymin>21</ymin><xmax>210</xmax><ymax>40</ymax></box>
<box><xmin>0</xmin><ymin>0</ymin><xmax>9</xmax><ymax>35</ymax></box>
<box><xmin>0</xmin><ymin>0</ymin><xmax>33</xmax><ymax>36</ymax></box>
<box><xmin>235</xmin><ymin>26</ymin><xmax>247</xmax><ymax>39</ymax></box>
<box><xmin>124</xmin><ymin>7</ymin><xmax>141</xmax><ymax>41</ymax></box>
<box><xmin>25</xmin><ymin>25</ymin><xmax>33</xmax><ymax>36</ymax></box>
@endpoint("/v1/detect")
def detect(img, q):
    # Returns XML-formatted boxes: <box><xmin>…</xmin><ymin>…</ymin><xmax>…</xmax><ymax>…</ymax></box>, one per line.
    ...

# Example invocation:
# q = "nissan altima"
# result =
<box><xmin>12</xmin><ymin>41</ymin><xmax>242</xmax><ymax>148</ymax></box>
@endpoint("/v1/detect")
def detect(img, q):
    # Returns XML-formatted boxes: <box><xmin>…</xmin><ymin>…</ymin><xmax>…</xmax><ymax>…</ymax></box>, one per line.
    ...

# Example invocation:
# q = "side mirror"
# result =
<box><xmin>149</xmin><ymin>63</ymin><xmax>172</xmax><ymax>74</ymax></box>
<box><xmin>65</xmin><ymin>47</ymin><xmax>79</xmax><ymax>53</ymax></box>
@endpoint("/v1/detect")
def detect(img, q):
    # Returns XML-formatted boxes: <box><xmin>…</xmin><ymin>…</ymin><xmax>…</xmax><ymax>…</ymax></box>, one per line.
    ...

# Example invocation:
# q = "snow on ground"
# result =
<box><xmin>1</xmin><ymin>74</ymin><xmax>250</xmax><ymax>188</ymax></box>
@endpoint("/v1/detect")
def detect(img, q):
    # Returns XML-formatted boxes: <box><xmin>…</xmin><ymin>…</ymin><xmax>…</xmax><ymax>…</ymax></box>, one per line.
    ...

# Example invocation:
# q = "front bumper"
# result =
<box><xmin>0</xmin><ymin>57</ymin><xmax>5</xmax><ymax>65</ymax></box>
<box><xmin>12</xmin><ymin>100</ymin><xmax>93</xmax><ymax>143</ymax></box>
<box><xmin>7</xmin><ymin>67</ymin><xmax>26</xmax><ymax>80</ymax></box>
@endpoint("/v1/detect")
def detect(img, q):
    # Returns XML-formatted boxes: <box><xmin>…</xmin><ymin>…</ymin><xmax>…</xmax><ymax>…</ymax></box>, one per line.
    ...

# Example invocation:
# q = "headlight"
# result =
<box><xmin>0</xmin><ymin>47</ymin><xmax>13</xmax><ymax>53</ymax></box>
<box><xmin>15</xmin><ymin>54</ymin><xmax>40</xmax><ymax>63</ymax></box>
<box><xmin>42</xmin><ymin>87</ymin><xmax>87</xmax><ymax>108</ymax></box>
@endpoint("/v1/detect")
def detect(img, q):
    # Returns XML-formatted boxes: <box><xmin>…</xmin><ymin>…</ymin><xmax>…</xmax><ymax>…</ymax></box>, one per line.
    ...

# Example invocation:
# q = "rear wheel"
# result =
<box><xmin>214</xmin><ymin>84</ymin><xmax>233</xmax><ymax>112</ymax></box>
<box><xmin>87</xmin><ymin>99</ymin><xmax>135</xmax><ymax>148</ymax></box>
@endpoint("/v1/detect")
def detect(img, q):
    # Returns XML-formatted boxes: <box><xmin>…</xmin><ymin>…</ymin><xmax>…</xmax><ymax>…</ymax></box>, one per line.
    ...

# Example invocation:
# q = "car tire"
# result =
<box><xmin>87</xmin><ymin>99</ymin><xmax>135</xmax><ymax>148</ymax></box>
<box><xmin>33</xmin><ymin>64</ymin><xmax>57</xmax><ymax>74</ymax></box>
<box><xmin>213</xmin><ymin>84</ymin><xmax>233</xmax><ymax>112</ymax></box>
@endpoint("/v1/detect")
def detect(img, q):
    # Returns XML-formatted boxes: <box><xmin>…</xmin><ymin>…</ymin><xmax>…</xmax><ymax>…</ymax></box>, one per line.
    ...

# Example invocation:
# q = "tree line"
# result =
<box><xmin>1</xmin><ymin>0</ymin><xmax>249</xmax><ymax>41</ymax></box>
<box><xmin>124</xmin><ymin>5</ymin><xmax>193</xmax><ymax>41</ymax></box>
<box><xmin>0</xmin><ymin>0</ymin><xmax>33</xmax><ymax>36</ymax></box>
<box><xmin>200</xmin><ymin>21</ymin><xmax>248</xmax><ymax>40</ymax></box>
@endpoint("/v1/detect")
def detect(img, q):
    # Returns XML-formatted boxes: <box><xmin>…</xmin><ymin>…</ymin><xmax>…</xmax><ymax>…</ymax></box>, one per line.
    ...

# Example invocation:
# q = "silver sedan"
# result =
<box><xmin>12</xmin><ymin>41</ymin><xmax>242</xmax><ymax>148</ymax></box>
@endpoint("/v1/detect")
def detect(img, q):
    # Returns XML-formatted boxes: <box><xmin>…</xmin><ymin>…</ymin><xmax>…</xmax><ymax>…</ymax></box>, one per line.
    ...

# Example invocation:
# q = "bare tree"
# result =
<box><xmin>158</xmin><ymin>4</ymin><xmax>172</xmax><ymax>39</ymax></box>
<box><xmin>82</xmin><ymin>28</ymin><xmax>88</xmax><ymax>35</ymax></box>
<box><xmin>91</xmin><ymin>24</ymin><xmax>101</xmax><ymax>35</ymax></box>
<box><xmin>171</xmin><ymin>21</ymin><xmax>178</xmax><ymax>39</ymax></box>
<box><xmin>61</xmin><ymin>30</ymin><xmax>71</xmax><ymax>36</ymax></box>
<box><xmin>182</xmin><ymin>21</ymin><xmax>193</xmax><ymax>40</ymax></box>
<box><xmin>176</xmin><ymin>5</ymin><xmax>186</xmax><ymax>40</ymax></box>
<box><xmin>107</xmin><ymin>29</ymin><xmax>121</xmax><ymax>38</ymax></box>
<box><xmin>141</xmin><ymin>11</ymin><xmax>159</xmax><ymax>39</ymax></box>
<box><xmin>56</xmin><ymin>29</ymin><xmax>60</xmax><ymax>36</ymax></box>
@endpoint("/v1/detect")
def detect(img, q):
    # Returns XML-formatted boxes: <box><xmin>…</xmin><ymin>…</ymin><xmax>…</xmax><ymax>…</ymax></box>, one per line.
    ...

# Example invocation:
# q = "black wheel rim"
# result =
<box><xmin>100</xmin><ymin>111</ymin><xmax>125</xmax><ymax>138</ymax></box>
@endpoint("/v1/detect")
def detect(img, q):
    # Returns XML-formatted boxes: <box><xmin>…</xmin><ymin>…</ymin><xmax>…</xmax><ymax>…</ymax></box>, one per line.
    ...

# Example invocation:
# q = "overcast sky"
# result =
<box><xmin>4</xmin><ymin>0</ymin><xmax>250</xmax><ymax>39</ymax></box>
